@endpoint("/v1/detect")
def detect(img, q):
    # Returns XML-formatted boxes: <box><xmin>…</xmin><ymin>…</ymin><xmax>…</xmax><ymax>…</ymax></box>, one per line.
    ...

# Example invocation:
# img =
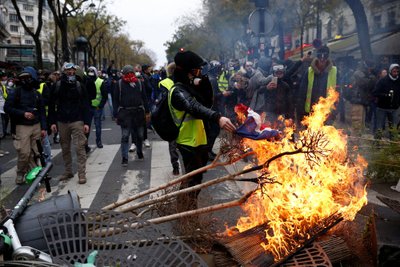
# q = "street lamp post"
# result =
<box><xmin>75</xmin><ymin>36</ymin><xmax>88</xmax><ymax>71</ymax></box>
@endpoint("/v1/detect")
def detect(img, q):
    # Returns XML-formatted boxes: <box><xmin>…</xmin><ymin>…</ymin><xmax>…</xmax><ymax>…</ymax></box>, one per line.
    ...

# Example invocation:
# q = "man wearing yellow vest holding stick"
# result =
<box><xmin>297</xmin><ymin>45</ymin><xmax>337</xmax><ymax>125</ymax></box>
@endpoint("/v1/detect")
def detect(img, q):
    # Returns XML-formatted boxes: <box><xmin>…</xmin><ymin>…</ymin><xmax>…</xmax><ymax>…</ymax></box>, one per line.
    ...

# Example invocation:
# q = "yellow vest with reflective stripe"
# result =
<box><xmin>168</xmin><ymin>86</ymin><xmax>207</xmax><ymax>147</ymax></box>
<box><xmin>91</xmin><ymin>78</ymin><xmax>104</xmax><ymax>107</ymax></box>
<box><xmin>218</xmin><ymin>73</ymin><xmax>229</xmax><ymax>92</ymax></box>
<box><xmin>305</xmin><ymin>66</ymin><xmax>337</xmax><ymax>113</ymax></box>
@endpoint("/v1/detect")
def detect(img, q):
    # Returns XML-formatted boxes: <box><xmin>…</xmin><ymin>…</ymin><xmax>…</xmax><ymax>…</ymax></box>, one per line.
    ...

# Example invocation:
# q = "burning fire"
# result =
<box><xmin>228</xmin><ymin>88</ymin><xmax>368</xmax><ymax>260</ymax></box>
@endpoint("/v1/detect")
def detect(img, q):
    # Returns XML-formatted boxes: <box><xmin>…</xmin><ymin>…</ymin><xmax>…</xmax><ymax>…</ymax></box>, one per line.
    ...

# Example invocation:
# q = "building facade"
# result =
<box><xmin>2</xmin><ymin>0</ymin><xmax>55</xmax><ymax>69</ymax></box>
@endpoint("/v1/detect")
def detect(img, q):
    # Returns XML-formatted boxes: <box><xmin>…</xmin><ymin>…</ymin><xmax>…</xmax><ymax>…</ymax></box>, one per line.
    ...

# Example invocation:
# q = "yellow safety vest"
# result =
<box><xmin>37</xmin><ymin>82</ymin><xmax>48</xmax><ymax>116</ymax></box>
<box><xmin>91</xmin><ymin>77</ymin><xmax>104</xmax><ymax>107</ymax></box>
<box><xmin>159</xmin><ymin>78</ymin><xmax>174</xmax><ymax>91</ymax></box>
<box><xmin>305</xmin><ymin>66</ymin><xmax>337</xmax><ymax>113</ymax></box>
<box><xmin>1</xmin><ymin>84</ymin><xmax>7</xmax><ymax>99</ymax></box>
<box><xmin>217</xmin><ymin>73</ymin><xmax>229</xmax><ymax>92</ymax></box>
<box><xmin>168</xmin><ymin>85</ymin><xmax>207</xmax><ymax>147</ymax></box>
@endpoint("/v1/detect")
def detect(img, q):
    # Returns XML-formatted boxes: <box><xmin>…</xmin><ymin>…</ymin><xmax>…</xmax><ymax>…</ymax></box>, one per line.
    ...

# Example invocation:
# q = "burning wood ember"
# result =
<box><xmin>224</xmin><ymin>88</ymin><xmax>368</xmax><ymax>262</ymax></box>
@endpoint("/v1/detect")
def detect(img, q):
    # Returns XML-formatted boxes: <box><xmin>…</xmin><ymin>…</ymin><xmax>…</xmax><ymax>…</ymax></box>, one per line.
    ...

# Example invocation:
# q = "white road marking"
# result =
<box><xmin>50</xmin><ymin>144</ymin><xmax>120</xmax><ymax>208</ymax></box>
<box><xmin>149</xmin><ymin>141</ymin><xmax>176</xmax><ymax>198</ymax></box>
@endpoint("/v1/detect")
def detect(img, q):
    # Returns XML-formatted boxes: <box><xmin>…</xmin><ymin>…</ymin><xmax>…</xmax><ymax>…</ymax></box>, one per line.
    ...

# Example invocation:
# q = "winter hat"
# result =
<box><xmin>316</xmin><ymin>45</ymin><xmax>330</xmax><ymax>59</ymax></box>
<box><xmin>257</xmin><ymin>57</ymin><xmax>272</xmax><ymax>72</ymax></box>
<box><xmin>20</xmin><ymin>66</ymin><xmax>38</xmax><ymax>81</ymax></box>
<box><xmin>174</xmin><ymin>50</ymin><xmax>206</xmax><ymax>72</ymax></box>
<box><xmin>122</xmin><ymin>65</ymin><xmax>134</xmax><ymax>75</ymax></box>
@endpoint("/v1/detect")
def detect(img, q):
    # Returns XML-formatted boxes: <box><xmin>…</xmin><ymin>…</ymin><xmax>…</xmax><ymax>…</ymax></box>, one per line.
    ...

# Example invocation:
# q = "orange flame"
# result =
<box><xmin>228</xmin><ymin>88</ymin><xmax>368</xmax><ymax>260</ymax></box>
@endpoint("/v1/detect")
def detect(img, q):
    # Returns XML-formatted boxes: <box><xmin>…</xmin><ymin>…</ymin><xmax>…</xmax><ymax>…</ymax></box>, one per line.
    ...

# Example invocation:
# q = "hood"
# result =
<box><xmin>22</xmin><ymin>66</ymin><xmax>38</xmax><ymax>81</ymax></box>
<box><xmin>87</xmin><ymin>66</ymin><xmax>98</xmax><ymax>78</ymax></box>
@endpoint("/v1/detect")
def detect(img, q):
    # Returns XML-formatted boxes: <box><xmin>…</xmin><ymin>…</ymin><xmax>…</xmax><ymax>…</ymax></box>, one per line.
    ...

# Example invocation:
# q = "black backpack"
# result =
<box><xmin>151</xmin><ymin>85</ymin><xmax>186</xmax><ymax>142</ymax></box>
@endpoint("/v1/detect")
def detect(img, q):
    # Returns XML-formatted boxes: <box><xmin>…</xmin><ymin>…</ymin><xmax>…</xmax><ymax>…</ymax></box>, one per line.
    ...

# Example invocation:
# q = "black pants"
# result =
<box><xmin>177</xmin><ymin>144</ymin><xmax>208</xmax><ymax>211</ymax></box>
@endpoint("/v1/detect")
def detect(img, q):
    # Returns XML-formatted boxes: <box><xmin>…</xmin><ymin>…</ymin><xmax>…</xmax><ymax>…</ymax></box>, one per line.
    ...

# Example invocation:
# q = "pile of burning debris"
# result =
<box><xmin>101</xmin><ymin>88</ymin><xmax>371</xmax><ymax>266</ymax></box>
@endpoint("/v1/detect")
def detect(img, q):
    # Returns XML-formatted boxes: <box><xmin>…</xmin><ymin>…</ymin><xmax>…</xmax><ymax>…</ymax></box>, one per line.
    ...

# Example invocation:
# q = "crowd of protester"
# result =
<box><xmin>0</xmin><ymin>48</ymin><xmax>399</xmax><ymax>187</ymax></box>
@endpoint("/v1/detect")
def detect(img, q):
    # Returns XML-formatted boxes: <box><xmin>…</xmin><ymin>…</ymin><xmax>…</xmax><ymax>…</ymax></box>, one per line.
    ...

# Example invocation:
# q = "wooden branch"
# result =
<box><xmin>102</xmin><ymin>151</ymin><xmax>255</xmax><ymax>211</ymax></box>
<box><xmin>130</xmin><ymin>191</ymin><xmax>254</xmax><ymax>228</ymax></box>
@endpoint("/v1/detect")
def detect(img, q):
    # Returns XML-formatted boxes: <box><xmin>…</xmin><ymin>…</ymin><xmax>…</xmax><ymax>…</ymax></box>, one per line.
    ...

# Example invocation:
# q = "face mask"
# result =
<box><xmin>67</xmin><ymin>75</ymin><xmax>76</xmax><ymax>83</ymax></box>
<box><xmin>7</xmin><ymin>81</ymin><xmax>13</xmax><ymax>87</ymax></box>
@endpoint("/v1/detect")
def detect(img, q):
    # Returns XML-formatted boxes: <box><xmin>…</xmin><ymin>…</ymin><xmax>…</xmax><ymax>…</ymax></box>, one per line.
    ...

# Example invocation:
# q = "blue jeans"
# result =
<box><xmin>121</xmin><ymin>125</ymin><xmax>144</xmax><ymax>159</ymax></box>
<box><xmin>107</xmin><ymin>93</ymin><xmax>113</xmax><ymax>118</ymax></box>
<box><xmin>90</xmin><ymin>107</ymin><xmax>103</xmax><ymax>144</ymax></box>
<box><xmin>375</xmin><ymin>107</ymin><xmax>400</xmax><ymax>139</ymax></box>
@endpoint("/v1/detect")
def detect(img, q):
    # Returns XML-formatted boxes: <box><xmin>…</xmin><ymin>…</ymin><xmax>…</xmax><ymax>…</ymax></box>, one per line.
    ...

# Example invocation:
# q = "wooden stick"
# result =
<box><xmin>102</xmin><ymin>151</ymin><xmax>255</xmax><ymax>211</ymax></box>
<box><xmin>129</xmin><ymin>191</ymin><xmax>254</xmax><ymax>228</ymax></box>
<box><xmin>92</xmin><ymin>191</ymin><xmax>254</xmax><ymax>237</ymax></box>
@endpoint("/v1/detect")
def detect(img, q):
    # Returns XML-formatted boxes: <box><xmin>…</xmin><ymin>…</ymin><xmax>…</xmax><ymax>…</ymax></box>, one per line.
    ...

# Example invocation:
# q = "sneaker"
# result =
<box><xmin>15</xmin><ymin>175</ymin><xmax>25</xmax><ymax>185</ymax></box>
<box><xmin>129</xmin><ymin>144</ymin><xmax>136</xmax><ymax>152</ymax></box>
<box><xmin>0</xmin><ymin>150</ymin><xmax>8</xmax><ymax>156</ymax></box>
<box><xmin>144</xmin><ymin>139</ymin><xmax>151</xmax><ymax>148</ymax></box>
<box><xmin>97</xmin><ymin>142</ymin><xmax>103</xmax><ymax>148</ymax></box>
<box><xmin>172</xmin><ymin>167</ymin><xmax>180</xmax><ymax>176</ymax></box>
<box><xmin>78</xmin><ymin>176</ymin><xmax>87</xmax><ymax>184</ymax></box>
<box><xmin>60</xmin><ymin>172</ymin><xmax>74</xmax><ymax>181</ymax></box>
<box><xmin>121</xmin><ymin>157</ymin><xmax>128</xmax><ymax>167</ymax></box>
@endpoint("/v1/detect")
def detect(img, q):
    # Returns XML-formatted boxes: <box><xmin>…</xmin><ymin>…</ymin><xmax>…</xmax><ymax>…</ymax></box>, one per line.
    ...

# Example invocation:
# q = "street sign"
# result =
<box><xmin>248</xmin><ymin>8</ymin><xmax>274</xmax><ymax>35</ymax></box>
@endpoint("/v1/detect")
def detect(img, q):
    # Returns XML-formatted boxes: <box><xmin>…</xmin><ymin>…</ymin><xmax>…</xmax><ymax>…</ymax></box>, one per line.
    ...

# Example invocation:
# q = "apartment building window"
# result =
<box><xmin>25</xmin><ymin>15</ymin><xmax>34</xmax><ymax>23</ymax></box>
<box><xmin>23</xmin><ymin>4</ymin><xmax>34</xmax><ymax>12</ymax></box>
<box><xmin>25</xmin><ymin>40</ymin><xmax>33</xmax><ymax>45</ymax></box>
<box><xmin>9</xmin><ymin>14</ymin><xmax>19</xmax><ymax>23</ymax></box>
<box><xmin>387</xmin><ymin>10</ymin><xmax>396</xmax><ymax>26</ymax></box>
<box><xmin>10</xmin><ymin>25</ymin><xmax>18</xmax><ymax>32</ymax></box>
<box><xmin>374</xmin><ymin>15</ymin><xmax>382</xmax><ymax>30</ymax></box>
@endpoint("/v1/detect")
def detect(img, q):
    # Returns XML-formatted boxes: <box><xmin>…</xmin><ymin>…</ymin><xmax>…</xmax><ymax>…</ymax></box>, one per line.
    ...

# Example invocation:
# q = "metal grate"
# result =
<box><xmin>282</xmin><ymin>242</ymin><xmax>332</xmax><ymax>267</ymax></box>
<box><xmin>38</xmin><ymin>209</ymin><xmax>207</xmax><ymax>267</ymax></box>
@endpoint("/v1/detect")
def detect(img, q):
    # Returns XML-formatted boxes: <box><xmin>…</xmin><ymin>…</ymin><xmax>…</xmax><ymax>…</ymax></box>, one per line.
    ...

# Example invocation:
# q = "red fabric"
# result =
<box><xmin>122</xmin><ymin>73</ymin><xmax>138</xmax><ymax>83</ymax></box>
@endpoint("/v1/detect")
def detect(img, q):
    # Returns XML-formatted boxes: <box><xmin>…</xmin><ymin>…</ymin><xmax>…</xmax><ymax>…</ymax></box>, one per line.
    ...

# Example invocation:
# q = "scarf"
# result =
<box><xmin>122</xmin><ymin>73</ymin><xmax>138</xmax><ymax>84</ymax></box>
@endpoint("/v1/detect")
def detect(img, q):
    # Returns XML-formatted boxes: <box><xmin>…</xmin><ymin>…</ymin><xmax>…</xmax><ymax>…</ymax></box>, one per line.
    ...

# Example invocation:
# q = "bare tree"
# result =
<box><xmin>344</xmin><ymin>0</ymin><xmax>373</xmax><ymax>60</ymax></box>
<box><xmin>47</xmin><ymin>0</ymin><xmax>88</xmax><ymax>63</ymax></box>
<box><xmin>10</xmin><ymin>0</ymin><xmax>44</xmax><ymax>69</ymax></box>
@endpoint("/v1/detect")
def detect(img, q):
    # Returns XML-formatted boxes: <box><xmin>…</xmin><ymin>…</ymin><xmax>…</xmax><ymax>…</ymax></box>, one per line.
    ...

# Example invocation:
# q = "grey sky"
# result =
<box><xmin>107</xmin><ymin>0</ymin><xmax>203</xmax><ymax>68</ymax></box>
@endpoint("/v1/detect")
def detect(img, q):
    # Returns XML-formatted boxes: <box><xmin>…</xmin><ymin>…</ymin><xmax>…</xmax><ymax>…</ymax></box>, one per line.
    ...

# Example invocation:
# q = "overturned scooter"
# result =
<box><xmin>0</xmin><ymin>162</ymin><xmax>53</xmax><ymax>262</ymax></box>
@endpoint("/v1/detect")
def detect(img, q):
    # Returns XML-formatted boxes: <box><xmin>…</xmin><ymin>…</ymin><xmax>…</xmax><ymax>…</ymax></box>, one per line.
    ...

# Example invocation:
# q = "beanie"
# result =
<box><xmin>174</xmin><ymin>50</ymin><xmax>206</xmax><ymax>72</ymax></box>
<box><xmin>122</xmin><ymin>65</ymin><xmax>134</xmax><ymax>75</ymax></box>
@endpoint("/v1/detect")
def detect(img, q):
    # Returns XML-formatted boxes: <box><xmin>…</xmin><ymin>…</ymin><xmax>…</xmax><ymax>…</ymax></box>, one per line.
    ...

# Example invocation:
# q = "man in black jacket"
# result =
<box><xmin>113</xmin><ymin>65</ymin><xmax>150</xmax><ymax>166</ymax></box>
<box><xmin>4</xmin><ymin>67</ymin><xmax>47</xmax><ymax>184</ymax></box>
<box><xmin>48</xmin><ymin>63</ymin><xmax>91</xmax><ymax>184</ymax></box>
<box><xmin>372</xmin><ymin>63</ymin><xmax>400</xmax><ymax>139</ymax></box>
